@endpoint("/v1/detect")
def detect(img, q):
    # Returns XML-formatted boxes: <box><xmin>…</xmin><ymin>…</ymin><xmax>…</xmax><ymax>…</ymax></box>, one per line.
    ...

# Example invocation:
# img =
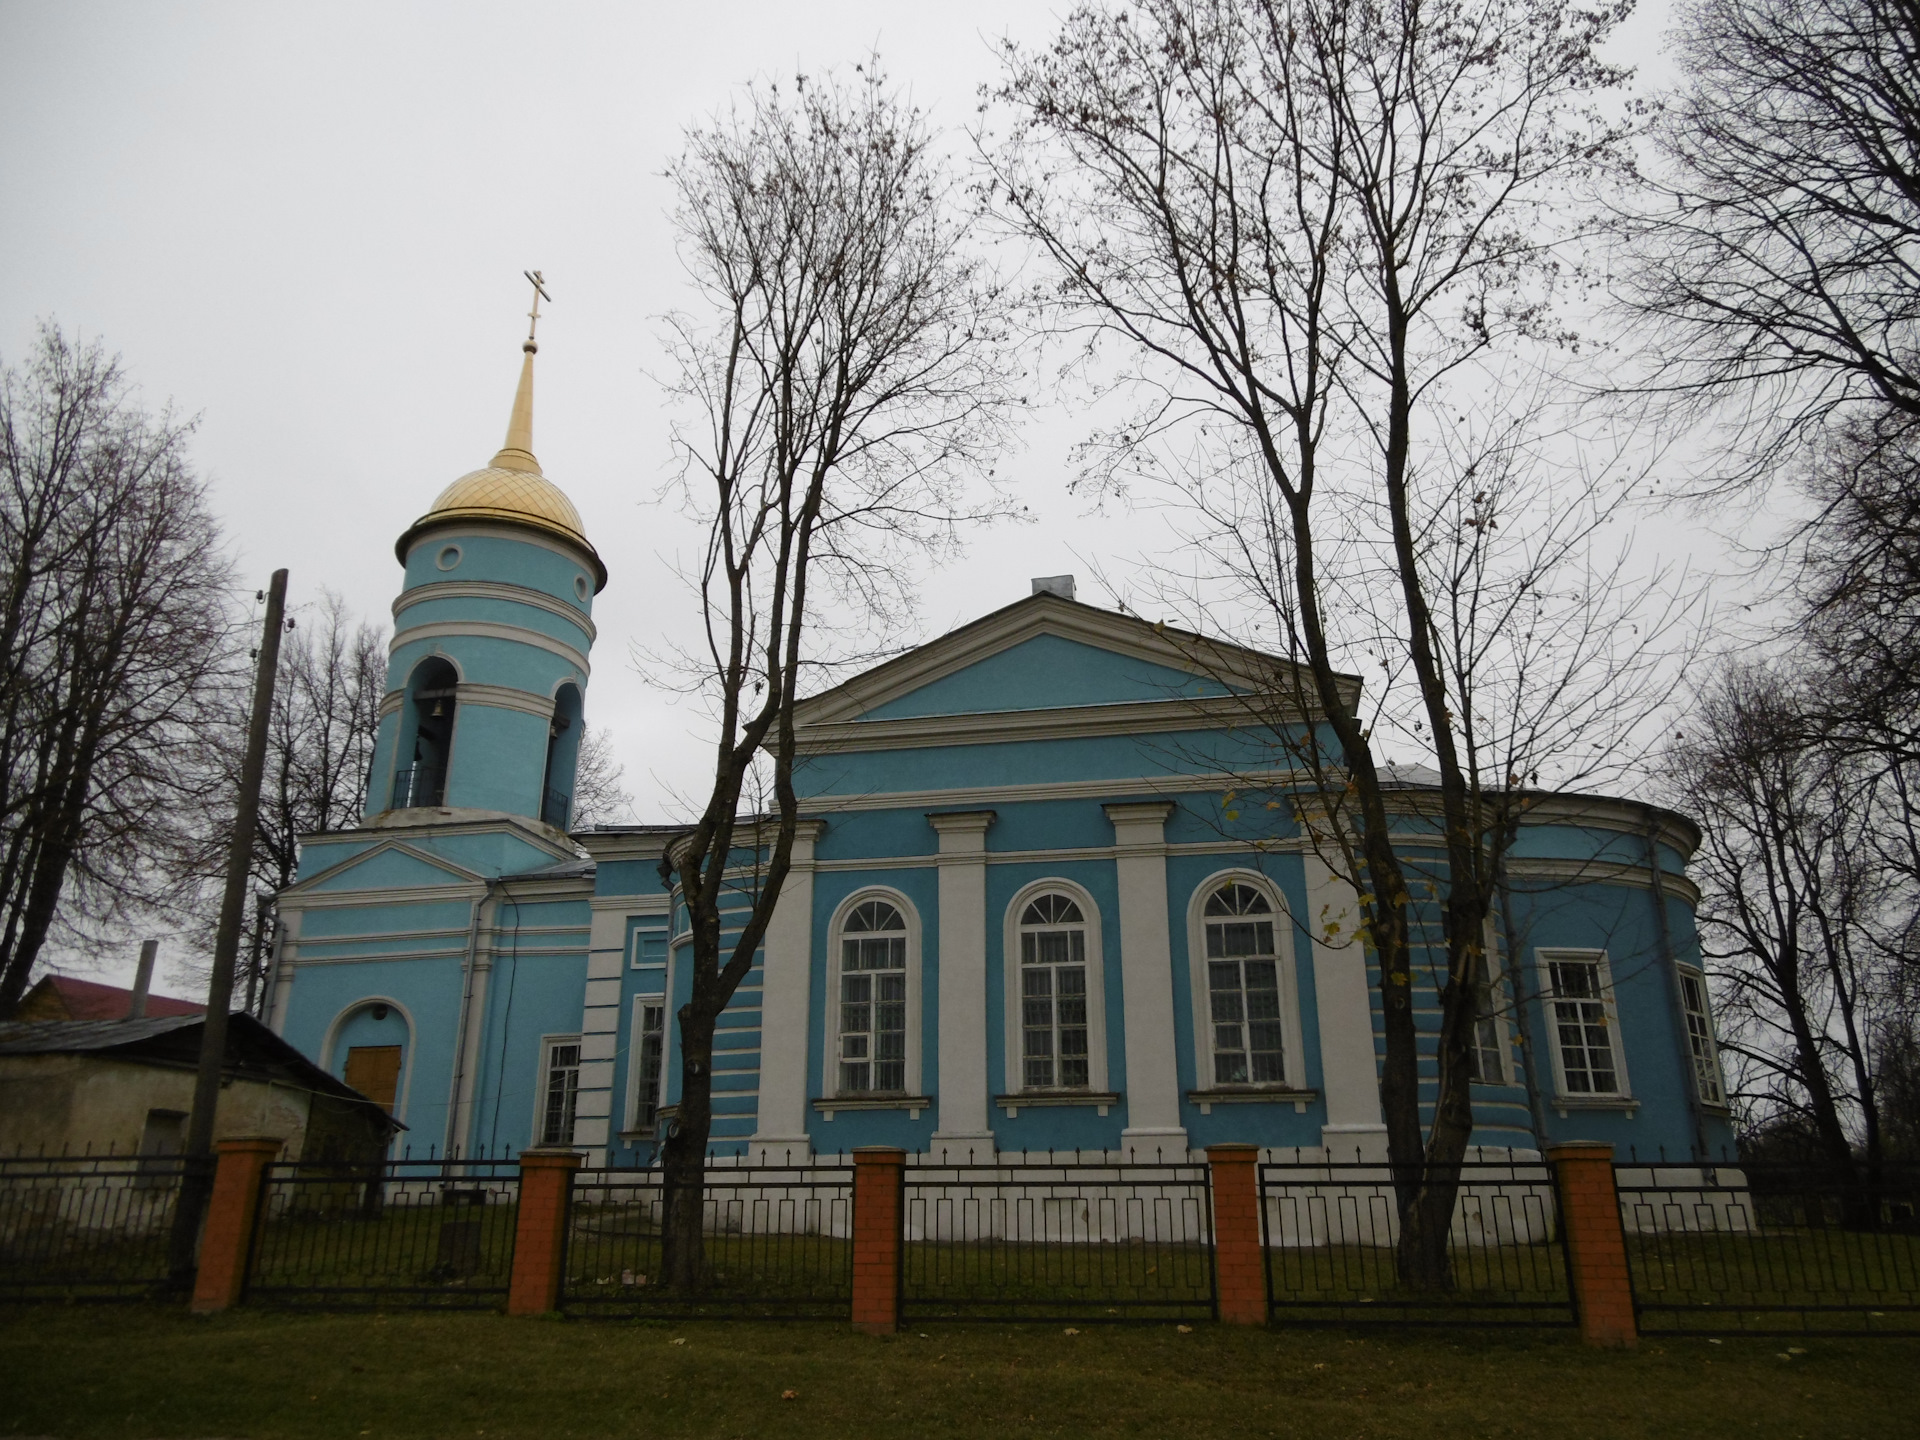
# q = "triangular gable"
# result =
<box><xmin>294</xmin><ymin>840</ymin><xmax>484</xmax><ymax>895</ymax></box>
<box><xmin>861</xmin><ymin>631</ymin><xmax>1237</xmax><ymax>720</ymax></box>
<box><xmin>796</xmin><ymin>591</ymin><xmax>1356</xmax><ymax>728</ymax></box>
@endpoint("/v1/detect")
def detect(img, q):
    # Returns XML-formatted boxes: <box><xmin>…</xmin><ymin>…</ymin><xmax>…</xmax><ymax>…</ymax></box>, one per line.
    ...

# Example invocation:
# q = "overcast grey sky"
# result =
<box><xmin>0</xmin><ymin>1</ymin><xmax>1697</xmax><ymax>988</ymax></box>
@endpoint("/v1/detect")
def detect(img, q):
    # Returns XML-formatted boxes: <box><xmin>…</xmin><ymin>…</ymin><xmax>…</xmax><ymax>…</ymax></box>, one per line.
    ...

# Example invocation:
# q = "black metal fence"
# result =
<box><xmin>0</xmin><ymin>1153</ymin><xmax>196</xmax><ymax>1301</ymax></box>
<box><xmin>562</xmin><ymin>1162</ymin><xmax>855</xmax><ymax>1318</ymax></box>
<box><xmin>1260</xmin><ymin>1157</ymin><xmax>1575</xmax><ymax>1326</ymax></box>
<box><xmin>1617</xmin><ymin>1162</ymin><xmax>1920</xmax><ymax>1336</ymax></box>
<box><xmin>245</xmin><ymin>1156</ymin><xmax>520</xmax><ymax>1308</ymax></box>
<box><xmin>901</xmin><ymin>1155</ymin><xmax>1217</xmax><ymax>1322</ymax></box>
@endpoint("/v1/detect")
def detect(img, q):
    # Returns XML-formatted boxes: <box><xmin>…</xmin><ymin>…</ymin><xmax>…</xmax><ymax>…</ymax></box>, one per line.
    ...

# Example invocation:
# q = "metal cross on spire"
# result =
<box><xmin>523</xmin><ymin>269</ymin><xmax>551</xmax><ymax>352</ymax></box>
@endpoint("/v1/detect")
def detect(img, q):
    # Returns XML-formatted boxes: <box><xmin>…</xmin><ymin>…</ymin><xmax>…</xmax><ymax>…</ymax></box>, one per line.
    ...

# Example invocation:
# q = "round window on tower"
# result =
<box><xmin>573</xmin><ymin>573</ymin><xmax>590</xmax><ymax>603</ymax></box>
<box><xmin>436</xmin><ymin>544</ymin><xmax>463</xmax><ymax>572</ymax></box>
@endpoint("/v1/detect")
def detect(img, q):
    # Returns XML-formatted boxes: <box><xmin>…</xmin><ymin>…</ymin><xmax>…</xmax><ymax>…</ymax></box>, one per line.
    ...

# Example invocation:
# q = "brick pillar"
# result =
<box><xmin>1207</xmin><ymin>1143</ymin><xmax>1267</xmax><ymax>1325</ymax></box>
<box><xmin>850</xmin><ymin>1146</ymin><xmax>906</xmax><ymax>1333</ymax></box>
<box><xmin>189</xmin><ymin>1135</ymin><xmax>283</xmax><ymax>1314</ymax></box>
<box><xmin>507</xmin><ymin>1147</ymin><xmax>583</xmax><ymax>1316</ymax></box>
<box><xmin>1549</xmin><ymin>1141</ymin><xmax>1637</xmax><ymax>1348</ymax></box>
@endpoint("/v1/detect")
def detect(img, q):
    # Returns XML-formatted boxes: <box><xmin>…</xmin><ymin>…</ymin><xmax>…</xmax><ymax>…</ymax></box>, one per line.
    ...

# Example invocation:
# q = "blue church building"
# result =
<box><xmin>267</xmin><ymin>338</ymin><xmax>1735</xmax><ymax>1168</ymax></box>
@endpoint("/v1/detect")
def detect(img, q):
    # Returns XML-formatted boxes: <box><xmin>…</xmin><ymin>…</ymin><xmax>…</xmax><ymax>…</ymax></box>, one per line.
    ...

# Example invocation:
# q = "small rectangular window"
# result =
<box><xmin>1678</xmin><ymin>970</ymin><xmax>1725</xmax><ymax>1106</ymax></box>
<box><xmin>539</xmin><ymin>1037</ymin><xmax>581</xmax><ymax>1147</ymax></box>
<box><xmin>632</xmin><ymin>1000</ymin><xmax>666</xmax><ymax>1133</ymax></box>
<box><xmin>1546</xmin><ymin>955</ymin><xmax>1623</xmax><ymax>1097</ymax></box>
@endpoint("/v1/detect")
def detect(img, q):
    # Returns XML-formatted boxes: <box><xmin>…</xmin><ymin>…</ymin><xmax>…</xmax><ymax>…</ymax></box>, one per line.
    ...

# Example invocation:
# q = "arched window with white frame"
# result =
<box><xmin>1002</xmin><ymin>881</ymin><xmax>1109</xmax><ymax>1097</ymax></box>
<box><xmin>825</xmin><ymin>893</ymin><xmax>923</xmax><ymax>1099</ymax></box>
<box><xmin>1187</xmin><ymin>874</ymin><xmax>1305</xmax><ymax>1091</ymax></box>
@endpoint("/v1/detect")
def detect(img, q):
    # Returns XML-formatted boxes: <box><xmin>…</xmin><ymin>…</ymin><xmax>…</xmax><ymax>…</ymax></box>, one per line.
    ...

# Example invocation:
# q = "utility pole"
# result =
<box><xmin>168</xmin><ymin>569</ymin><xmax>288</xmax><ymax>1287</ymax></box>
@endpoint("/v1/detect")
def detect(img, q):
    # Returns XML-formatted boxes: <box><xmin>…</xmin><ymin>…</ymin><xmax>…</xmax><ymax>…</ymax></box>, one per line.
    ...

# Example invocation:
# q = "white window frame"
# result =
<box><xmin>1535</xmin><ymin>948</ymin><xmax>1632</xmax><ymax>1101</ymax></box>
<box><xmin>533</xmin><ymin>1032</ymin><xmax>582</xmax><ymax>1147</ymax></box>
<box><xmin>1467</xmin><ymin>920</ymin><xmax>1513</xmax><ymax>1086</ymax></box>
<box><xmin>1185</xmin><ymin>869</ymin><xmax>1306</xmax><ymax>1091</ymax></box>
<box><xmin>1002</xmin><ymin>879</ymin><xmax>1110</xmax><ymax>1095</ymax></box>
<box><xmin>1677</xmin><ymin>966</ymin><xmax>1727</xmax><ymax>1108</ymax></box>
<box><xmin>623</xmin><ymin>993</ymin><xmax>668</xmax><ymax>1134</ymax></box>
<box><xmin>822</xmin><ymin>888</ymin><xmax>924</xmax><ymax>1099</ymax></box>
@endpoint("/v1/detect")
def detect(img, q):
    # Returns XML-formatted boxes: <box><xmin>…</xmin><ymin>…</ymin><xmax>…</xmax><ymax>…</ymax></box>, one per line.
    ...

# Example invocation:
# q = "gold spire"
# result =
<box><xmin>393</xmin><ymin>270</ymin><xmax>608</xmax><ymax>592</ymax></box>
<box><xmin>488</xmin><ymin>271</ymin><xmax>548</xmax><ymax>474</ymax></box>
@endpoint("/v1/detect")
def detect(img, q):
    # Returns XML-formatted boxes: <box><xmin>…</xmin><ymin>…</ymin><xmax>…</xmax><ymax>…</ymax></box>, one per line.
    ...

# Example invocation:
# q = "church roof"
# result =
<box><xmin>394</xmin><ymin>327</ymin><xmax>607</xmax><ymax>590</ymax></box>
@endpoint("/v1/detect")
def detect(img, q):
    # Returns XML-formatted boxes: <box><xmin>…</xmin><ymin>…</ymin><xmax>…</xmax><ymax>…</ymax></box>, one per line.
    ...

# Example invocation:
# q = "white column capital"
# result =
<box><xmin>1103</xmin><ymin>800</ymin><xmax>1175</xmax><ymax>842</ymax></box>
<box><xmin>927</xmin><ymin>809</ymin><xmax>996</xmax><ymax>852</ymax></box>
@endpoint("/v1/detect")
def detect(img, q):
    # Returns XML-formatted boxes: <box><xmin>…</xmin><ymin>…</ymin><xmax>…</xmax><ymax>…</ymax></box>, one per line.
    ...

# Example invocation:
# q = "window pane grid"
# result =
<box><xmin>541</xmin><ymin>1041</ymin><xmax>580</xmax><ymax>1147</ymax></box>
<box><xmin>1019</xmin><ymin>897</ymin><xmax>1090</xmax><ymax>1091</ymax></box>
<box><xmin>635</xmin><ymin>1003</ymin><xmax>665</xmax><ymax>1133</ymax></box>
<box><xmin>1205</xmin><ymin>884</ymin><xmax>1285</xmax><ymax>1086</ymax></box>
<box><xmin>1549</xmin><ymin>959</ymin><xmax>1620</xmax><ymax>1095</ymax></box>
<box><xmin>838</xmin><ymin>902</ymin><xmax>907</xmax><ymax>1095</ymax></box>
<box><xmin>1680</xmin><ymin>971</ymin><xmax>1724</xmax><ymax>1105</ymax></box>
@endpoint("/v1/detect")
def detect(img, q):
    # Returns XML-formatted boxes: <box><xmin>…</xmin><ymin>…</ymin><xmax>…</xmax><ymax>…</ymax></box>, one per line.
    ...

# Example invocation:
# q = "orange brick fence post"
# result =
<box><xmin>1207</xmin><ymin>1143</ymin><xmax>1268</xmax><ymax>1324</ymax></box>
<box><xmin>189</xmin><ymin>1135</ymin><xmax>283</xmax><ymax>1313</ymax></box>
<box><xmin>851</xmin><ymin>1146</ymin><xmax>906</xmax><ymax>1333</ymax></box>
<box><xmin>508</xmin><ymin>1147</ymin><xmax>583</xmax><ymax>1316</ymax></box>
<box><xmin>1549</xmin><ymin>1141</ymin><xmax>1637</xmax><ymax>1348</ymax></box>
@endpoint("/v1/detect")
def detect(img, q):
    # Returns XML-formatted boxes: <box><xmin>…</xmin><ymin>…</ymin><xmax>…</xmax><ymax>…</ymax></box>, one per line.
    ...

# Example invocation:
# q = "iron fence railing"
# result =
<box><xmin>1260</xmin><ymin>1157</ymin><xmax>1575</xmax><ymax>1326</ymax></box>
<box><xmin>0</xmin><ymin>1153</ymin><xmax>197</xmax><ymax>1301</ymax></box>
<box><xmin>562</xmin><ymin>1163</ymin><xmax>855</xmax><ymax>1318</ymax></box>
<box><xmin>245</xmin><ymin>1156</ymin><xmax>520</xmax><ymax>1308</ymax></box>
<box><xmin>390</xmin><ymin>763</ymin><xmax>444</xmax><ymax>811</ymax></box>
<box><xmin>901</xmin><ymin>1155</ymin><xmax>1216</xmax><ymax>1322</ymax></box>
<box><xmin>1617</xmin><ymin>1162</ymin><xmax>1920</xmax><ymax>1335</ymax></box>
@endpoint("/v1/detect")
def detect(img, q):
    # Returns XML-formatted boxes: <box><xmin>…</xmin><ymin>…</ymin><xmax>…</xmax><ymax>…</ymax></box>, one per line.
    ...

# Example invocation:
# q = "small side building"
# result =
<box><xmin>0</xmin><ymin>1013</ymin><xmax>397</xmax><ymax>1163</ymax></box>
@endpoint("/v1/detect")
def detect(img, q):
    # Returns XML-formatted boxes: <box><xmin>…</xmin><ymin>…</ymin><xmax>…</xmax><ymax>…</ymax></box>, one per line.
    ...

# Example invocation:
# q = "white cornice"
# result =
<box><xmin>390</xmin><ymin>620</ymin><xmax>591</xmax><ymax>678</ymax></box>
<box><xmin>794</xmin><ymin>693</ymin><xmax>1319</xmax><ymax>755</ymax></box>
<box><xmin>792</xmin><ymin>594</ymin><xmax>1359</xmax><ymax>729</ymax></box>
<box><xmin>394</xmin><ymin>580</ymin><xmax>597</xmax><ymax>644</ymax></box>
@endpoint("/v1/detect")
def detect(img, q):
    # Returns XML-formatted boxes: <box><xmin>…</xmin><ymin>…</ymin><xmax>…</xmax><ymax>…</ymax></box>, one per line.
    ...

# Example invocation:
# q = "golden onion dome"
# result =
<box><xmin>394</xmin><ymin>342</ymin><xmax>607</xmax><ymax>591</ymax></box>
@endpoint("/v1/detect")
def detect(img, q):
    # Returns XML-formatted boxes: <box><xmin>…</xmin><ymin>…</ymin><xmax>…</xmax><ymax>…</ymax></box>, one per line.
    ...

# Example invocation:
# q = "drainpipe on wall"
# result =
<box><xmin>444</xmin><ymin>879</ymin><xmax>500</xmax><ymax>1159</ymax></box>
<box><xmin>1646</xmin><ymin>816</ymin><xmax>1712</xmax><ymax>1165</ymax></box>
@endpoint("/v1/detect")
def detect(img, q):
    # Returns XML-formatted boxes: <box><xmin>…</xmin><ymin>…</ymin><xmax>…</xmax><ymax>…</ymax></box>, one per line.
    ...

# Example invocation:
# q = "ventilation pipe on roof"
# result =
<box><xmin>128</xmin><ymin>939</ymin><xmax>158</xmax><ymax>1020</ymax></box>
<box><xmin>1031</xmin><ymin>574</ymin><xmax>1076</xmax><ymax>600</ymax></box>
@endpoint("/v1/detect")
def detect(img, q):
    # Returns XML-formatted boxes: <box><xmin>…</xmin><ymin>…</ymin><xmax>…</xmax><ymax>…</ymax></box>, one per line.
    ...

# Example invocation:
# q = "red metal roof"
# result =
<box><xmin>33</xmin><ymin>975</ymin><xmax>203</xmax><ymax>1021</ymax></box>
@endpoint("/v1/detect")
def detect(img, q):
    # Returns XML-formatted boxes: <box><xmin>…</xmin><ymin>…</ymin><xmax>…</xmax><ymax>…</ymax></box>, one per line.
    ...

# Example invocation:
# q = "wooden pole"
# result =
<box><xmin>168</xmin><ymin>569</ymin><xmax>288</xmax><ymax>1286</ymax></box>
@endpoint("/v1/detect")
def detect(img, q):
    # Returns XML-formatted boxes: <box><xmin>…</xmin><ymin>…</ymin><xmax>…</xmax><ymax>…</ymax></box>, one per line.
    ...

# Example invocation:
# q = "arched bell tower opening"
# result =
<box><xmin>541</xmin><ymin>683</ymin><xmax>583</xmax><ymax>828</ymax></box>
<box><xmin>393</xmin><ymin>657</ymin><xmax>458</xmax><ymax>810</ymax></box>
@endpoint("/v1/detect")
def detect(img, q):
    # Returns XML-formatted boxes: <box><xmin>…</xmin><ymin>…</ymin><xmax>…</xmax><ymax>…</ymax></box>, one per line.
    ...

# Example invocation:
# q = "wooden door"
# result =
<box><xmin>343</xmin><ymin>1045</ymin><xmax>403</xmax><ymax>1112</ymax></box>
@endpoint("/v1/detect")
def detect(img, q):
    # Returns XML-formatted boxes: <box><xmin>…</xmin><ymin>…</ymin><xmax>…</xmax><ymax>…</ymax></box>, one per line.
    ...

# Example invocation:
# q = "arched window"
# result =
<box><xmin>392</xmin><ymin>656</ymin><xmax>457</xmax><ymax>810</ymax></box>
<box><xmin>541</xmin><ymin>683</ymin><xmax>583</xmax><ymax>828</ymax></box>
<box><xmin>837</xmin><ymin>899</ymin><xmax>908</xmax><ymax>1094</ymax></box>
<box><xmin>1018</xmin><ymin>892</ymin><xmax>1091</xmax><ymax>1090</ymax></box>
<box><xmin>1202</xmin><ymin>881</ymin><xmax>1287</xmax><ymax>1085</ymax></box>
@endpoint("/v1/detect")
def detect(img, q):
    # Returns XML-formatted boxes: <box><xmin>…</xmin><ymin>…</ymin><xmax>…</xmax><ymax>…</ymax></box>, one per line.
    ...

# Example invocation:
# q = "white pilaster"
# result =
<box><xmin>447</xmin><ymin>891</ymin><xmax>498</xmax><ymax>1157</ymax></box>
<box><xmin>570</xmin><ymin>899</ymin><xmax>636</xmax><ymax>1166</ymax></box>
<box><xmin>1303</xmin><ymin>851</ymin><xmax>1387</xmax><ymax>1160</ymax></box>
<box><xmin>929</xmin><ymin>810</ymin><xmax>995</xmax><ymax>1156</ymax></box>
<box><xmin>266</xmin><ymin>907</ymin><xmax>301</xmax><ymax>1035</ymax></box>
<box><xmin>1105</xmin><ymin>802</ymin><xmax>1188</xmax><ymax>1153</ymax></box>
<box><xmin>751</xmin><ymin>820</ymin><xmax>825</xmax><ymax>1160</ymax></box>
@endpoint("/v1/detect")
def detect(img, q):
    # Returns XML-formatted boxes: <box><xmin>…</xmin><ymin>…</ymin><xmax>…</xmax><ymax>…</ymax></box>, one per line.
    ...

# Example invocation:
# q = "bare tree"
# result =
<box><xmin>990</xmin><ymin>0</ymin><xmax>1642</xmax><ymax>1286</ymax></box>
<box><xmin>0</xmin><ymin>324</ymin><xmax>236</xmax><ymax>1015</ymax></box>
<box><xmin>569</xmin><ymin>725</ymin><xmax>635</xmax><ymax>830</ymax></box>
<box><xmin>164</xmin><ymin>589</ymin><xmax>386</xmax><ymax>1005</ymax></box>
<box><xmin>1664</xmin><ymin>660</ymin><xmax>1913</xmax><ymax>1192</ymax></box>
<box><xmin>1622</xmin><ymin>0</ymin><xmax>1920</xmax><ymax>475</ymax></box>
<box><xmin>655</xmin><ymin>64</ymin><xmax>1017</xmax><ymax>1288</ymax></box>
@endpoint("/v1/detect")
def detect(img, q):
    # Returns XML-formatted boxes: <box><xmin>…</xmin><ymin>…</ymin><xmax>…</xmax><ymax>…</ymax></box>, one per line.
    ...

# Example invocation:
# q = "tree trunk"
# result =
<box><xmin>659</xmin><ymin>1004</ymin><xmax>717</xmax><ymax>1291</ymax></box>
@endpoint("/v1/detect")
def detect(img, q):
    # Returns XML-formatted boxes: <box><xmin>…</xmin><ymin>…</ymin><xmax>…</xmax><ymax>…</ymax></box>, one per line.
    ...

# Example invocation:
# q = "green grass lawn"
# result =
<box><xmin>1</xmin><ymin>1305</ymin><xmax>1913</xmax><ymax>1440</ymax></box>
